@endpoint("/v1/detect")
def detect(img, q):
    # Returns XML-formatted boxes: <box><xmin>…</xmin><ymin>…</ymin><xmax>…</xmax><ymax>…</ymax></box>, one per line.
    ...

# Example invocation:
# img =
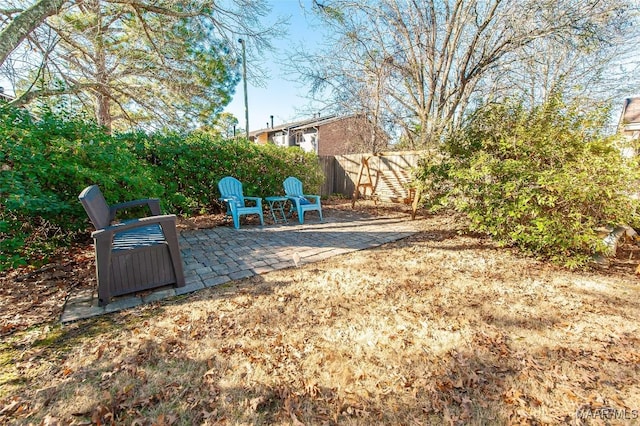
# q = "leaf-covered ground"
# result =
<box><xmin>1</xmin><ymin>201</ymin><xmax>639</xmax><ymax>425</ymax></box>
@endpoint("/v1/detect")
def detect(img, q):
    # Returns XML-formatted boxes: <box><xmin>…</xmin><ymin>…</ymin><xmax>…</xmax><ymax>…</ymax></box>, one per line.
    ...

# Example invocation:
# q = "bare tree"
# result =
<box><xmin>1</xmin><ymin>0</ymin><xmax>281</xmax><ymax>131</ymax></box>
<box><xmin>480</xmin><ymin>1</ymin><xmax>640</xmax><ymax>114</ymax></box>
<box><xmin>294</xmin><ymin>0</ymin><xmax>640</xmax><ymax>149</ymax></box>
<box><xmin>0</xmin><ymin>0</ymin><xmax>64</xmax><ymax>67</ymax></box>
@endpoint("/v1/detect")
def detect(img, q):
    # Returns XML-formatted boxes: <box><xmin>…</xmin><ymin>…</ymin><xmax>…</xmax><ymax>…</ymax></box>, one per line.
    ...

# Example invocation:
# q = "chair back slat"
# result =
<box><xmin>217</xmin><ymin>176</ymin><xmax>246</xmax><ymax>207</ymax></box>
<box><xmin>78</xmin><ymin>185</ymin><xmax>111</xmax><ymax>230</ymax></box>
<box><xmin>283</xmin><ymin>176</ymin><xmax>303</xmax><ymax>197</ymax></box>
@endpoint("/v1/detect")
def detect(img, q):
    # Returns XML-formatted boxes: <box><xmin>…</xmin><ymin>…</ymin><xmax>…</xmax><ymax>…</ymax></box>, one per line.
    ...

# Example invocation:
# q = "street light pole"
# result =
<box><xmin>238</xmin><ymin>38</ymin><xmax>249</xmax><ymax>139</ymax></box>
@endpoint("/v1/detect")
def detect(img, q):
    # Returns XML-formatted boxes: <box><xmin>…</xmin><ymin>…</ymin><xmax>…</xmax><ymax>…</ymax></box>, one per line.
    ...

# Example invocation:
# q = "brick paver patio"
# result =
<box><xmin>61</xmin><ymin>209</ymin><xmax>423</xmax><ymax>322</ymax></box>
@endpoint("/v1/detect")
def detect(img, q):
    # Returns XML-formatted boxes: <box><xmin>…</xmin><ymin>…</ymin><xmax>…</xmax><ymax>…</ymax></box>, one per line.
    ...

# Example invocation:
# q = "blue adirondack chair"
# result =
<box><xmin>283</xmin><ymin>176</ymin><xmax>323</xmax><ymax>224</ymax></box>
<box><xmin>218</xmin><ymin>176</ymin><xmax>264</xmax><ymax>229</ymax></box>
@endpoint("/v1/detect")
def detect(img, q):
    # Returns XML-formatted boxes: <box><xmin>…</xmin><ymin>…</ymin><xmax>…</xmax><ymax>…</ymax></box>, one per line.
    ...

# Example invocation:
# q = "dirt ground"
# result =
<box><xmin>1</xmin><ymin>200</ymin><xmax>639</xmax><ymax>425</ymax></box>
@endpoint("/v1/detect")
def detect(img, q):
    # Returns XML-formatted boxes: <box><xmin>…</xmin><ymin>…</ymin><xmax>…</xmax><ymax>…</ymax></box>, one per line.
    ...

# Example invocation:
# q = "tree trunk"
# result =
<box><xmin>95</xmin><ymin>91</ymin><xmax>112</xmax><ymax>132</ymax></box>
<box><xmin>0</xmin><ymin>0</ymin><xmax>66</xmax><ymax>67</ymax></box>
<box><xmin>93</xmin><ymin>4</ymin><xmax>112</xmax><ymax>132</ymax></box>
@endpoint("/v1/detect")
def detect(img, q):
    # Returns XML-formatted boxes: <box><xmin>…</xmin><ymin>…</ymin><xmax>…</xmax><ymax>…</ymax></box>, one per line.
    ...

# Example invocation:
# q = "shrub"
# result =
<box><xmin>127</xmin><ymin>133</ymin><xmax>324</xmax><ymax>215</ymax></box>
<box><xmin>0</xmin><ymin>104</ymin><xmax>324</xmax><ymax>270</ymax></box>
<box><xmin>416</xmin><ymin>96</ymin><xmax>639</xmax><ymax>267</ymax></box>
<box><xmin>0</xmin><ymin>106</ymin><xmax>162</xmax><ymax>270</ymax></box>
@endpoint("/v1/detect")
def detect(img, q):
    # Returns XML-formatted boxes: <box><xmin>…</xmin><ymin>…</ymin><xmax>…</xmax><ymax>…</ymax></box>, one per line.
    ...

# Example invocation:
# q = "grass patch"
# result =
<box><xmin>0</xmin><ymin>339</ymin><xmax>25</xmax><ymax>399</ymax></box>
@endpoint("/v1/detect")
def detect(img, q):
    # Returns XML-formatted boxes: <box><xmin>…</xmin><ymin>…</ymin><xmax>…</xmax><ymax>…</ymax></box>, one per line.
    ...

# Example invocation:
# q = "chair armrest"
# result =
<box><xmin>109</xmin><ymin>198</ymin><xmax>162</xmax><ymax>220</ymax></box>
<box><xmin>243</xmin><ymin>196</ymin><xmax>262</xmax><ymax>207</ymax></box>
<box><xmin>219</xmin><ymin>197</ymin><xmax>239</xmax><ymax>213</ymax></box>
<box><xmin>303</xmin><ymin>194</ymin><xmax>321</xmax><ymax>203</ymax></box>
<box><xmin>92</xmin><ymin>214</ymin><xmax>176</xmax><ymax>240</ymax></box>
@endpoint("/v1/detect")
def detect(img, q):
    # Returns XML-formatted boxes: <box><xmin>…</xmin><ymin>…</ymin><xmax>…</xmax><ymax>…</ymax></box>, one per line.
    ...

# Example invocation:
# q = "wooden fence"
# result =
<box><xmin>319</xmin><ymin>151</ymin><xmax>425</xmax><ymax>202</ymax></box>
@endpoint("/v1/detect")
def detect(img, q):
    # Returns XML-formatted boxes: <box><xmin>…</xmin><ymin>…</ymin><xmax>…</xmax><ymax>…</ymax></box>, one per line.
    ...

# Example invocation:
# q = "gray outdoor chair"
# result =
<box><xmin>78</xmin><ymin>185</ymin><xmax>185</xmax><ymax>306</ymax></box>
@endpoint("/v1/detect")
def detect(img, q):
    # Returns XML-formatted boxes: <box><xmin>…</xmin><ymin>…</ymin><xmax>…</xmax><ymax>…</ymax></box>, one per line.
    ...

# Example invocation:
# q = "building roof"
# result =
<box><xmin>249</xmin><ymin>114</ymin><xmax>355</xmax><ymax>137</ymax></box>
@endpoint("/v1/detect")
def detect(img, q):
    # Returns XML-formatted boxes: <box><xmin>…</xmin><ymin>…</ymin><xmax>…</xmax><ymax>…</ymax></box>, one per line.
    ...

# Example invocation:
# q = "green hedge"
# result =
<box><xmin>416</xmin><ymin>97</ymin><xmax>639</xmax><ymax>268</ymax></box>
<box><xmin>0</xmin><ymin>105</ymin><xmax>323</xmax><ymax>271</ymax></box>
<box><xmin>126</xmin><ymin>131</ymin><xmax>323</xmax><ymax>214</ymax></box>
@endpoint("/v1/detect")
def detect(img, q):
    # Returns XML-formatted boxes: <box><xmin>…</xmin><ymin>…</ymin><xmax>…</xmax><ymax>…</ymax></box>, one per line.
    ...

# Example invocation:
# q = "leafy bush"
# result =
<box><xmin>0</xmin><ymin>104</ymin><xmax>324</xmax><ymax>270</ymax></box>
<box><xmin>416</xmin><ymin>97</ymin><xmax>639</xmax><ymax>267</ymax></box>
<box><xmin>0</xmin><ymin>106</ymin><xmax>162</xmax><ymax>270</ymax></box>
<box><xmin>127</xmin><ymin>132</ymin><xmax>324</xmax><ymax>214</ymax></box>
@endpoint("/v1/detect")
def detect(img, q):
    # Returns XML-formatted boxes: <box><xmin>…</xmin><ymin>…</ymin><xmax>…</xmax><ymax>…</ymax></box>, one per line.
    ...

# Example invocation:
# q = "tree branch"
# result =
<box><xmin>0</xmin><ymin>0</ymin><xmax>66</xmax><ymax>67</ymax></box>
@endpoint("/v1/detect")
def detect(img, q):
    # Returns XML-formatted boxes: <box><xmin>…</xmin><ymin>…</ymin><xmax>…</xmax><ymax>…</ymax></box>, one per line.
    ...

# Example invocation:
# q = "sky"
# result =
<box><xmin>223</xmin><ymin>0</ymin><xmax>327</xmax><ymax>132</ymax></box>
<box><xmin>3</xmin><ymin>0</ymin><xmax>633</xmax><ymax>132</ymax></box>
<box><xmin>0</xmin><ymin>0</ymin><xmax>326</xmax><ymax>133</ymax></box>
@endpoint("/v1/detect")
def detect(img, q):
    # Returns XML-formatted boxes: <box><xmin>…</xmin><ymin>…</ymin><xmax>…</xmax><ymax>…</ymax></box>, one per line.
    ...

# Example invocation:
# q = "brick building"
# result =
<box><xmin>249</xmin><ymin>114</ymin><xmax>387</xmax><ymax>156</ymax></box>
<box><xmin>620</xmin><ymin>97</ymin><xmax>640</xmax><ymax>139</ymax></box>
<box><xmin>618</xmin><ymin>97</ymin><xmax>640</xmax><ymax>157</ymax></box>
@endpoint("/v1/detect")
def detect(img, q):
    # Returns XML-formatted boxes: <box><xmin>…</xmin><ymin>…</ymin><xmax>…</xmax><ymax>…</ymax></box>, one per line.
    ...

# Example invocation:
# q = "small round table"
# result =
<box><xmin>265</xmin><ymin>196</ymin><xmax>289</xmax><ymax>224</ymax></box>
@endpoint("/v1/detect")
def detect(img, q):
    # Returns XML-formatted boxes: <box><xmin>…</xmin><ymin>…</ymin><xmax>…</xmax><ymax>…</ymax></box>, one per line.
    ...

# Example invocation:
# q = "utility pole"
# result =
<box><xmin>238</xmin><ymin>38</ymin><xmax>249</xmax><ymax>139</ymax></box>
